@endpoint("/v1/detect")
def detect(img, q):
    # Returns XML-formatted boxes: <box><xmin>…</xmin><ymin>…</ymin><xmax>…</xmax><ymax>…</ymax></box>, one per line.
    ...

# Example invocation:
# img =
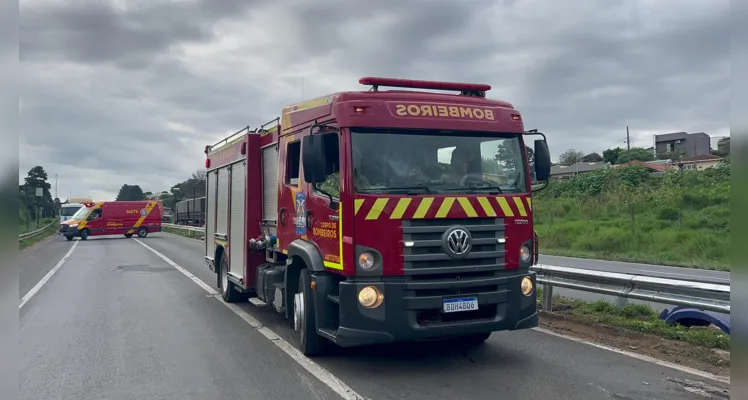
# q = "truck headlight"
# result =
<box><xmin>358</xmin><ymin>251</ymin><xmax>376</xmax><ymax>271</ymax></box>
<box><xmin>69</xmin><ymin>223</ymin><xmax>78</xmax><ymax>228</ymax></box>
<box><xmin>358</xmin><ymin>286</ymin><xmax>384</xmax><ymax>308</ymax></box>
<box><xmin>520</xmin><ymin>244</ymin><xmax>531</xmax><ymax>263</ymax></box>
<box><xmin>521</xmin><ymin>276</ymin><xmax>534</xmax><ymax>296</ymax></box>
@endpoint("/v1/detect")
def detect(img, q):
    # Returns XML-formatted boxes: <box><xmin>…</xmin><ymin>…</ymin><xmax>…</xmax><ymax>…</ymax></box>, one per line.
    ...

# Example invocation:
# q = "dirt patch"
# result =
<box><xmin>538</xmin><ymin>311</ymin><xmax>730</xmax><ymax>378</ymax></box>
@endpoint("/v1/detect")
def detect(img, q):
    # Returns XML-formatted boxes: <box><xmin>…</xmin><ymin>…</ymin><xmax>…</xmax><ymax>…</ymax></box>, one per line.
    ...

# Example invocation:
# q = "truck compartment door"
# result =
<box><xmin>216</xmin><ymin>167</ymin><xmax>230</xmax><ymax>237</ymax></box>
<box><xmin>205</xmin><ymin>170</ymin><xmax>217</xmax><ymax>259</ymax></box>
<box><xmin>229</xmin><ymin>161</ymin><xmax>246</xmax><ymax>277</ymax></box>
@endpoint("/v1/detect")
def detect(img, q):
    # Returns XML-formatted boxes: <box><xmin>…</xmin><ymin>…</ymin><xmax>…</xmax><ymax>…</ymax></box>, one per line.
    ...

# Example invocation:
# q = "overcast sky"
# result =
<box><xmin>19</xmin><ymin>0</ymin><xmax>729</xmax><ymax>201</ymax></box>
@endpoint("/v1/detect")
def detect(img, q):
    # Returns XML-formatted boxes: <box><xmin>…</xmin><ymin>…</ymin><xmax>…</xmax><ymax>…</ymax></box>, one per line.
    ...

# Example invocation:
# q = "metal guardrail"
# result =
<box><xmin>162</xmin><ymin>223</ymin><xmax>205</xmax><ymax>236</ymax></box>
<box><xmin>161</xmin><ymin>224</ymin><xmax>730</xmax><ymax>315</ymax></box>
<box><xmin>19</xmin><ymin>221</ymin><xmax>56</xmax><ymax>241</ymax></box>
<box><xmin>532</xmin><ymin>264</ymin><xmax>731</xmax><ymax>314</ymax></box>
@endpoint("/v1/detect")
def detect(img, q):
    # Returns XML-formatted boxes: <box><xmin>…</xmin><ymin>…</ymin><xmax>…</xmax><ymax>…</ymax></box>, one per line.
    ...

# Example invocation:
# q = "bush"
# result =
<box><xmin>534</xmin><ymin>165</ymin><xmax>730</xmax><ymax>270</ymax></box>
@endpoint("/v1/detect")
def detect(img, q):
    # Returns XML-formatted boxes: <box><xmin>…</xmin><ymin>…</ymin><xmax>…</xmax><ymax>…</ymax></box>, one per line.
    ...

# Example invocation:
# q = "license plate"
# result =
<box><xmin>442</xmin><ymin>297</ymin><xmax>478</xmax><ymax>313</ymax></box>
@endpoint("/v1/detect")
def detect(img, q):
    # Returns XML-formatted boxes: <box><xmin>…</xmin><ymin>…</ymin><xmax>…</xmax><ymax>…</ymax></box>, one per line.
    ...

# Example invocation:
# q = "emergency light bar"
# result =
<box><xmin>359</xmin><ymin>77</ymin><xmax>491</xmax><ymax>94</ymax></box>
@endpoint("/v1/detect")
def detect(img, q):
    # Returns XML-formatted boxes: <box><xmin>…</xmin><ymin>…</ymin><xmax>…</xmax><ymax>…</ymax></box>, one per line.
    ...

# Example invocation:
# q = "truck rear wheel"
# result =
<box><xmin>137</xmin><ymin>227</ymin><xmax>148</xmax><ymax>238</ymax></box>
<box><xmin>80</xmin><ymin>229</ymin><xmax>89</xmax><ymax>240</ymax></box>
<box><xmin>219</xmin><ymin>254</ymin><xmax>242</xmax><ymax>303</ymax></box>
<box><xmin>294</xmin><ymin>268</ymin><xmax>324</xmax><ymax>356</ymax></box>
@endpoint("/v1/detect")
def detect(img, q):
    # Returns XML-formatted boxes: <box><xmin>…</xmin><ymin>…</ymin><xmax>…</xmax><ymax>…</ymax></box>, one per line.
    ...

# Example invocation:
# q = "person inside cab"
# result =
<box><xmin>447</xmin><ymin>146</ymin><xmax>483</xmax><ymax>185</ymax></box>
<box><xmin>88</xmin><ymin>209</ymin><xmax>102</xmax><ymax>221</ymax></box>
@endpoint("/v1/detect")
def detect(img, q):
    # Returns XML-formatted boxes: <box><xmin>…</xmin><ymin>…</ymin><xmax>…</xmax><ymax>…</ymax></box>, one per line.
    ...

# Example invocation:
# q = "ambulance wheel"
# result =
<box><xmin>294</xmin><ymin>268</ymin><xmax>324</xmax><ymax>356</ymax></box>
<box><xmin>137</xmin><ymin>227</ymin><xmax>148</xmax><ymax>238</ymax></box>
<box><xmin>219</xmin><ymin>254</ymin><xmax>242</xmax><ymax>303</ymax></box>
<box><xmin>80</xmin><ymin>229</ymin><xmax>89</xmax><ymax>240</ymax></box>
<box><xmin>65</xmin><ymin>235</ymin><xmax>73</xmax><ymax>241</ymax></box>
<box><xmin>124</xmin><ymin>234</ymin><xmax>133</xmax><ymax>238</ymax></box>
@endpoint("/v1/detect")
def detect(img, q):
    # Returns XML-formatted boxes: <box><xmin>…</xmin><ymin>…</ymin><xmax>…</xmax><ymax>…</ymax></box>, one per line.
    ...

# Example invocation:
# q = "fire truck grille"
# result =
<box><xmin>401</xmin><ymin>218</ymin><xmax>505</xmax><ymax>277</ymax></box>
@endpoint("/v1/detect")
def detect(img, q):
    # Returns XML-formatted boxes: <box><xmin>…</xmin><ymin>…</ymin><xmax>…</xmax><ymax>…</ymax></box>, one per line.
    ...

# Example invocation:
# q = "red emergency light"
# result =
<box><xmin>205</xmin><ymin>158</ymin><xmax>211</xmax><ymax>168</ymax></box>
<box><xmin>359</xmin><ymin>77</ymin><xmax>491</xmax><ymax>93</ymax></box>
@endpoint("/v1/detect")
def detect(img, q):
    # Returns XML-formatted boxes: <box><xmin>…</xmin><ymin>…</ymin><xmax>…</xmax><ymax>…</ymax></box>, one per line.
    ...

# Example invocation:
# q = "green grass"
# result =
<box><xmin>534</xmin><ymin>165</ymin><xmax>730</xmax><ymax>270</ymax></box>
<box><xmin>538</xmin><ymin>289</ymin><xmax>730</xmax><ymax>350</ymax></box>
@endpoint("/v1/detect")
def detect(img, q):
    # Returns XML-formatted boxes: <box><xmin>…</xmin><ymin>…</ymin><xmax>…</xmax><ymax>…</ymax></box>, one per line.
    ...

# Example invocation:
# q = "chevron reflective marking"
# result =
<box><xmin>352</xmin><ymin>195</ymin><xmax>530</xmax><ymax>220</ymax></box>
<box><xmin>513</xmin><ymin>196</ymin><xmax>528</xmax><ymax>217</ymax></box>
<box><xmin>477</xmin><ymin>197</ymin><xmax>497</xmax><ymax>217</ymax></box>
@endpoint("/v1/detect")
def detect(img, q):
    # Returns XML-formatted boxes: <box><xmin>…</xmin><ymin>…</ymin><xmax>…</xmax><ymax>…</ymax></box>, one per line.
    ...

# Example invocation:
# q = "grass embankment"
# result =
<box><xmin>534</xmin><ymin>164</ymin><xmax>730</xmax><ymax>270</ymax></box>
<box><xmin>19</xmin><ymin>216</ymin><xmax>58</xmax><ymax>250</ymax></box>
<box><xmin>537</xmin><ymin>287</ymin><xmax>729</xmax><ymax>350</ymax></box>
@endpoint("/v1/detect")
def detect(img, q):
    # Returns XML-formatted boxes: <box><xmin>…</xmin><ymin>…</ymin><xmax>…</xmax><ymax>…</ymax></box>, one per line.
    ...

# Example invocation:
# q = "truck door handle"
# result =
<box><xmin>279</xmin><ymin>208</ymin><xmax>287</xmax><ymax>226</ymax></box>
<box><xmin>305</xmin><ymin>210</ymin><xmax>313</xmax><ymax>231</ymax></box>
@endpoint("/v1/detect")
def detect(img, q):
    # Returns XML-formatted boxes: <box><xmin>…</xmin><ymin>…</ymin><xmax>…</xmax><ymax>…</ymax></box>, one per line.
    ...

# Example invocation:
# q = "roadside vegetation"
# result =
<box><xmin>537</xmin><ymin>288</ymin><xmax>730</xmax><ymax>351</ymax></box>
<box><xmin>533</xmin><ymin>163</ymin><xmax>730</xmax><ymax>271</ymax></box>
<box><xmin>163</xmin><ymin>225</ymin><xmax>203</xmax><ymax>240</ymax></box>
<box><xmin>19</xmin><ymin>215</ymin><xmax>58</xmax><ymax>250</ymax></box>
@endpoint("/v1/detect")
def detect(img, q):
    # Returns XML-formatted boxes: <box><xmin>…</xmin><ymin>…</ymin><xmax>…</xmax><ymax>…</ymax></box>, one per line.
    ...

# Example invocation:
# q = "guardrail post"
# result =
<box><xmin>616</xmin><ymin>296</ymin><xmax>629</xmax><ymax>308</ymax></box>
<box><xmin>542</xmin><ymin>283</ymin><xmax>553</xmax><ymax>311</ymax></box>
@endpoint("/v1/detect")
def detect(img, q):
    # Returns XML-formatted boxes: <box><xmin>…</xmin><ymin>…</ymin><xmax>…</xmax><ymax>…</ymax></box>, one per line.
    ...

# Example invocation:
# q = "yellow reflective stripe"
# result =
<box><xmin>412</xmin><ymin>197</ymin><xmax>433</xmax><ymax>219</ymax></box>
<box><xmin>457</xmin><ymin>197</ymin><xmax>478</xmax><ymax>218</ymax></box>
<box><xmin>496</xmin><ymin>197</ymin><xmax>515</xmax><ymax>217</ymax></box>
<box><xmin>325</xmin><ymin>203</ymin><xmax>344</xmax><ymax>270</ymax></box>
<box><xmin>77</xmin><ymin>201</ymin><xmax>104</xmax><ymax>230</ymax></box>
<box><xmin>513</xmin><ymin>197</ymin><xmax>528</xmax><ymax>217</ymax></box>
<box><xmin>526</xmin><ymin>197</ymin><xmax>532</xmax><ymax>211</ymax></box>
<box><xmin>435</xmin><ymin>197</ymin><xmax>455</xmax><ymax>218</ymax></box>
<box><xmin>390</xmin><ymin>198</ymin><xmax>412</xmax><ymax>219</ymax></box>
<box><xmin>354</xmin><ymin>199</ymin><xmax>364</xmax><ymax>215</ymax></box>
<box><xmin>365</xmin><ymin>198</ymin><xmax>389</xmax><ymax>220</ymax></box>
<box><xmin>126</xmin><ymin>201</ymin><xmax>158</xmax><ymax>234</ymax></box>
<box><xmin>477</xmin><ymin>197</ymin><xmax>497</xmax><ymax>217</ymax></box>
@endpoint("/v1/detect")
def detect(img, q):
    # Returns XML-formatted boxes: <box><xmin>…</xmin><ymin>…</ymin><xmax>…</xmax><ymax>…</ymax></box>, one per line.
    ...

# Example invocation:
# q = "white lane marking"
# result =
<box><xmin>19</xmin><ymin>241</ymin><xmax>79</xmax><ymax>310</ymax></box>
<box><xmin>637</xmin><ymin>270</ymin><xmax>730</xmax><ymax>282</ymax></box>
<box><xmin>532</xmin><ymin>327</ymin><xmax>730</xmax><ymax>385</ymax></box>
<box><xmin>134</xmin><ymin>239</ymin><xmax>366</xmax><ymax>400</ymax></box>
<box><xmin>151</xmin><ymin>234</ymin><xmax>729</xmax><ymax>389</ymax></box>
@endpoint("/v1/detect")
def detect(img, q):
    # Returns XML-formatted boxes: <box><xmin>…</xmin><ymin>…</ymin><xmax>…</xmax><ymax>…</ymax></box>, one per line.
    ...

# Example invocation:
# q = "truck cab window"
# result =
<box><xmin>286</xmin><ymin>141</ymin><xmax>301</xmax><ymax>186</ymax></box>
<box><xmin>317</xmin><ymin>132</ymin><xmax>340</xmax><ymax>199</ymax></box>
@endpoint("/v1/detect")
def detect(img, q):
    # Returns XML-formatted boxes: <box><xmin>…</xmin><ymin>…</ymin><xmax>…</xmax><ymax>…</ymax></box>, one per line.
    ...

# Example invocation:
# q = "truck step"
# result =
<box><xmin>326</xmin><ymin>294</ymin><xmax>340</xmax><ymax>304</ymax></box>
<box><xmin>318</xmin><ymin>328</ymin><xmax>338</xmax><ymax>341</ymax></box>
<box><xmin>248</xmin><ymin>297</ymin><xmax>267</xmax><ymax>307</ymax></box>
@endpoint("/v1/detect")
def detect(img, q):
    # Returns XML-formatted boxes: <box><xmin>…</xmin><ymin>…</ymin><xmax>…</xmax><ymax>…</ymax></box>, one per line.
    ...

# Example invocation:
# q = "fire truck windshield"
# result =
<box><xmin>70</xmin><ymin>206</ymin><xmax>92</xmax><ymax>220</ymax></box>
<box><xmin>350</xmin><ymin>129</ymin><xmax>529</xmax><ymax>194</ymax></box>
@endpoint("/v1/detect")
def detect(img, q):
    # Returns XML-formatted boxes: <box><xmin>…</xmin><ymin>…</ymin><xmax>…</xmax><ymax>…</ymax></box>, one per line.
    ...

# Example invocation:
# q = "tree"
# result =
<box><xmin>558</xmin><ymin>149</ymin><xmax>585</xmax><ymax>166</ymax></box>
<box><xmin>582</xmin><ymin>152</ymin><xmax>603</xmax><ymax>163</ymax></box>
<box><xmin>525</xmin><ymin>147</ymin><xmax>535</xmax><ymax>167</ymax></box>
<box><xmin>19</xmin><ymin>166</ymin><xmax>54</xmax><ymax>220</ymax></box>
<box><xmin>116</xmin><ymin>184</ymin><xmax>146</xmax><ymax>201</ymax></box>
<box><xmin>603</xmin><ymin>147</ymin><xmax>624</xmax><ymax>164</ymax></box>
<box><xmin>617</xmin><ymin>147</ymin><xmax>655</xmax><ymax>163</ymax></box>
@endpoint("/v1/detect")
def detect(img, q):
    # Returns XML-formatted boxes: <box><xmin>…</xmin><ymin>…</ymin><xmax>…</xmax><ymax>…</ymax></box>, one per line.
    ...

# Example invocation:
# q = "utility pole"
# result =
<box><xmin>626</xmin><ymin>126</ymin><xmax>631</xmax><ymax>163</ymax></box>
<box><xmin>55</xmin><ymin>174</ymin><xmax>58</xmax><ymax>199</ymax></box>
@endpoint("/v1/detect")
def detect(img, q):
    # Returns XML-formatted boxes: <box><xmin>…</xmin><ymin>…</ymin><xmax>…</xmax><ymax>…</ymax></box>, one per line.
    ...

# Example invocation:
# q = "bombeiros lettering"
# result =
<box><xmin>394</xmin><ymin>104</ymin><xmax>495</xmax><ymax>120</ymax></box>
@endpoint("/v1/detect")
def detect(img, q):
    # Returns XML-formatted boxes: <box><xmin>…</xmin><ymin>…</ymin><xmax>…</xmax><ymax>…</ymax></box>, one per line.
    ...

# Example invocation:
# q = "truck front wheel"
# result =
<box><xmin>294</xmin><ymin>268</ymin><xmax>324</xmax><ymax>356</ymax></box>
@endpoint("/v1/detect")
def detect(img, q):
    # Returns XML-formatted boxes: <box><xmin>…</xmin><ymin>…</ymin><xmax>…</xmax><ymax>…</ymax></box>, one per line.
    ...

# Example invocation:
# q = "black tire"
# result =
<box><xmin>294</xmin><ymin>269</ymin><xmax>324</xmax><ymax>356</ymax></box>
<box><xmin>80</xmin><ymin>229</ymin><xmax>89</xmax><ymax>240</ymax></box>
<box><xmin>137</xmin><ymin>227</ymin><xmax>148</xmax><ymax>238</ymax></box>
<box><xmin>219</xmin><ymin>255</ymin><xmax>242</xmax><ymax>303</ymax></box>
<box><xmin>124</xmin><ymin>234</ymin><xmax>133</xmax><ymax>238</ymax></box>
<box><xmin>65</xmin><ymin>235</ymin><xmax>73</xmax><ymax>241</ymax></box>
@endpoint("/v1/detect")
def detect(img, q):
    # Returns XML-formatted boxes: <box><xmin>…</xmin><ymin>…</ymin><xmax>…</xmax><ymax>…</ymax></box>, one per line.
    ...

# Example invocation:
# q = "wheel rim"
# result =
<box><xmin>221</xmin><ymin>261</ymin><xmax>228</xmax><ymax>293</ymax></box>
<box><xmin>293</xmin><ymin>291</ymin><xmax>304</xmax><ymax>332</ymax></box>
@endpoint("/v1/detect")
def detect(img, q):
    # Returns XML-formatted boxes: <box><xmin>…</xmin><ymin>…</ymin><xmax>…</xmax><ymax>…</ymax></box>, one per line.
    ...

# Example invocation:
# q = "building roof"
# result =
<box><xmin>679</xmin><ymin>154</ymin><xmax>723</xmax><ymax>163</ymax></box>
<box><xmin>614</xmin><ymin>160</ymin><xmax>673</xmax><ymax>172</ymax></box>
<box><xmin>550</xmin><ymin>162</ymin><xmax>610</xmax><ymax>175</ymax></box>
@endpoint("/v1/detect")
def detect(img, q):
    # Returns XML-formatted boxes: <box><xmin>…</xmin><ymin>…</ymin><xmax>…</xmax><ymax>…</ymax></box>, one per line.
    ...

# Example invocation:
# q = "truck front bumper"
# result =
<box><xmin>329</xmin><ymin>271</ymin><xmax>538</xmax><ymax>348</ymax></box>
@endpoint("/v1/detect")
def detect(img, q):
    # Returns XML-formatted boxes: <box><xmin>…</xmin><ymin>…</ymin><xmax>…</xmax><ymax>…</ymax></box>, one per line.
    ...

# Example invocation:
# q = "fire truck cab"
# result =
<box><xmin>203</xmin><ymin>77</ymin><xmax>551</xmax><ymax>355</ymax></box>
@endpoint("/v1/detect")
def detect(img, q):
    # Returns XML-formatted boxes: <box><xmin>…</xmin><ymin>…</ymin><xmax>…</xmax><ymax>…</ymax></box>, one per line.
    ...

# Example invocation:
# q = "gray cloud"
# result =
<box><xmin>20</xmin><ymin>0</ymin><xmax>730</xmax><ymax>200</ymax></box>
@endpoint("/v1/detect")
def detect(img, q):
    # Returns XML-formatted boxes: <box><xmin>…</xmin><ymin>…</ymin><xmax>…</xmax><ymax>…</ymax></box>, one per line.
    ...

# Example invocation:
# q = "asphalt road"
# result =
<box><xmin>20</xmin><ymin>233</ymin><xmax>730</xmax><ymax>400</ymax></box>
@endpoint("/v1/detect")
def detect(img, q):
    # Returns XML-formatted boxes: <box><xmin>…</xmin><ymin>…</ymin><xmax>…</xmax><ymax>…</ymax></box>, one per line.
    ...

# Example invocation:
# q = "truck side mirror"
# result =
<box><xmin>534</xmin><ymin>139</ymin><xmax>551</xmax><ymax>182</ymax></box>
<box><xmin>302</xmin><ymin>135</ymin><xmax>326</xmax><ymax>184</ymax></box>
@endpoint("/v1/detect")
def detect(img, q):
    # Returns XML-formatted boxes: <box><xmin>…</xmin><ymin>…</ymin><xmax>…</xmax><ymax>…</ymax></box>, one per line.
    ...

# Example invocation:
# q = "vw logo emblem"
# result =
<box><xmin>443</xmin><ymin>227</ymin><xmax>472</xmax><ymax>258</ymax></box>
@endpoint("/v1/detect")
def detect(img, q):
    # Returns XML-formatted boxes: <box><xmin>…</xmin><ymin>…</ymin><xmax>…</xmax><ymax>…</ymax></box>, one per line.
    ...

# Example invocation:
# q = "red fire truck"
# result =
<box><xmin>203</xmin><ymin>77</ymin><xmax>551</xmax><ymax>355</ymax></box>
